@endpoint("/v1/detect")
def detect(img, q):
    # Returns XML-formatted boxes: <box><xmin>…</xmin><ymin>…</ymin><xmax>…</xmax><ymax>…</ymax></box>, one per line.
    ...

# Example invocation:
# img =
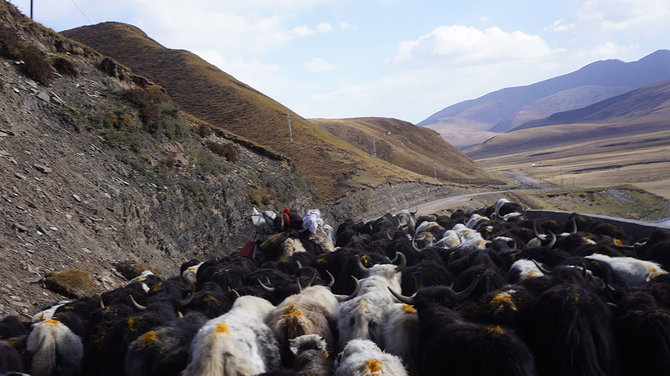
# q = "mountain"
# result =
<box><xmin>310</xmin><ymin>117</ymin><xmax>485</xmax><ymax>184</ymax></box>
<box><xmin>419</xmin><ymin>50</ymin><xmax>670</xmax><ymax>147</ymax></box>
<box><xmin>61</xmin><ymin>22</ymin><xmax>491</xmax><ymax>200</ymax></box>
<box><xmin>465</xmin><ymin>78</ymin><xmax>670</xmax><ymax>159</ymax></box>
<box><xmin>511</xmin><ymin>78</ymin><xmax>670</xmax><ymax>131</ymax></box>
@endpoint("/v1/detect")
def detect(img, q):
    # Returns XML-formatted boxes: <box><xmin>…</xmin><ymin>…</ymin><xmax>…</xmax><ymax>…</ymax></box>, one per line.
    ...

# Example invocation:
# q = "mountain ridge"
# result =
<box><xmin>464</xmin><ymin>78</ymin><xmax>670</xmax><ymax>160</ymax></box>
<box><xmin>420</xmin><ymin>49</ymin><xmax>670</xmax><ymax>147</ymax></box>
<box><xmin>62</xmin><ymin>22</ymin><xmax>492</xmax><ymax>200</ymax></box>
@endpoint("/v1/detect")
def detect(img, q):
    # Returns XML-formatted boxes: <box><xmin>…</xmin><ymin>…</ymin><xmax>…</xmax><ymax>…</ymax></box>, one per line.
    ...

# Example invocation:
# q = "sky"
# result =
<box><xmin>7</xmin><ymin>0</ymin><xmax>670</xmax><ymax>124</ymax></box>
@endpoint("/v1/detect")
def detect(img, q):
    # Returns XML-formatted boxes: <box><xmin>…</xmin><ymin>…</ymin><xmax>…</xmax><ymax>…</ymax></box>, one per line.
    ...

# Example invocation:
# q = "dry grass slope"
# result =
<box><xmin>311</xmin><ymin>117</ymin><xmax>493</xmax><ymax>185</ymax></box>
<box><xmin>61</xmin><ymin>23</ymin><xmax>489</xmax><ymax>200</ymax></box>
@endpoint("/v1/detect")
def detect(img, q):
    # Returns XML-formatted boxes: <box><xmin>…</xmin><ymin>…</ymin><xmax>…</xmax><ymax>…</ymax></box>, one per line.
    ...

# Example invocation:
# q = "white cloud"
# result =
<box><xmin>479</xmin><ymin>16</ymin><xmax>490</xmax><ymax>25</ymax></box>
<box><xmin>292</xmin><ymin>22</ymin><xmax>334</xmax><ymax>37</ymax></box>
<box><xmin>304</xmin><ymin>57</ymin><xmax>337</xmax><ymax>73</ymax></box>
<box><xmin>391</xmin><ymin>25</ymin><xmax>557</xmax><ymax>66</ymax></box>
<box><xmin>292</xmin><ymin>25</ymin><xmax>315</xmax><ymax>37</ymax></box>
<box><xmin>316</xmin><ymin>22</ymin><xmax>333</xmax><ymax>33</ymax></box>
<box><xmin>339</xmin><ymin>21</ymin><xmax>358</xmax><ymax>31</ymax></box>
<box><xmin>577</xmin><ymin>0</ymin><xmax>670</xmax><ymax>31</ymax></box>
<box><xmin>548</xmin><ymin>19</ymin><xmax>576</xmax><ymax>32</ymax></box>
<box><xmin>583</xmin><ymin>41</ymin><xmax>640</xmax><ymax>61</ymax></box>
<box><xmin>307</xmin><ymin>56</ymin><xmax>564</xmax><ymax>122</ymax></box>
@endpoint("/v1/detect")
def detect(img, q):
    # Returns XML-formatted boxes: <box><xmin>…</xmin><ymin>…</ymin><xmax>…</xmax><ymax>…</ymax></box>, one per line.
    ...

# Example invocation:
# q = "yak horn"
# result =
<box><xmin>296</xmin><ymin>260</ymin><xmax>303</xmax><ymax>269</ymax></box>
<box><xmin>454</xmin><ymin>274</ymin><xmax>481</xmax><ymax>301</ymax></box>
<box><xmin>410</xmin><ymin>235</ymin><xmax>422</xmax><ymax>252</ymax></box>
<box><xmin>395</xmin><ymin>252</ymin><xmax>407</xmax><ymax>272</ymax></box>
<box><xmin>231</xmin><ymin>289</ymin><xmax>241</xmax><ymax>298</ymax></box>
<box><xmin>357</xmin><ymin>257</ymin><xmax>369</xmax><ymax>273</ymax></box>
<box><xmin>571</xmin><ymin>218</ymin><xmax>578</xmax><ymax>235</ymax></box>
<box><xmin>336</xmin><ymin>276</ymin><xmax>360</xmax><ymax>302</ymax></box>
<box><xmin>546</xmin><ymin>231</ymin><xmax>556</xmax><ymax>249</ymax></box>
<box><xmin>532</xmin><ymin>260</ymin><xmax>551</xmax><ymax>274</ymax></box>
<box><xmin>180</xmin><ymin>284</ymin><xmax>196</xmax><ymax>306</ymax></box>
<box><xmin>581</xmin><ymin>262</ymin><xmax>589</xmax><ymax>279</ymax></box>
<box><xmin>258</xmin><ymin>277</ymin><xmax>276</xmax><ymax>292</ymax></box>
<box><xmin>130</xmin><ymin>295</ymin><xmax>147</xmax><ymax>311</ymax></box>
<box><xmin>296</xmin><ymin>277</ymin><xmax>303</xmax><ymax>293</ymax></box>
<box><xmin>388</xmin><ymin>287</ymin><xmax>415</xmax><ymax>305</ymax></box>
<box><xmin>325</xmin><ymin>270</ymin><xmax>335</xmax><ymax>288</ymax></box>
<box><xmin>99</xmin><ymin>296</ymin><xmax>105</xmax><ymax>309</ymax></box>
<box><xmin>307</xmin><ymin>269</ymin><xmax>317</xmax><ymax>288</ymax></box>
<box><xmin>533</xmin><ymin>220</ymin><xmax>546</xmax><ymax>240</ymax></box>
<box><xmin>177</xmin><ymin>311</ymin><xmax>184</xmax><ymax>319</ymax></box>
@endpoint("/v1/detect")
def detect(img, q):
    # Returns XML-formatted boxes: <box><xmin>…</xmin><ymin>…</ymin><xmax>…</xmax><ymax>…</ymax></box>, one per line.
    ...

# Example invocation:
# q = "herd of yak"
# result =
<box><xmin>2</xmin><ymin>199</ymin><xmax>670</xmax><ymax>376</ymax></box>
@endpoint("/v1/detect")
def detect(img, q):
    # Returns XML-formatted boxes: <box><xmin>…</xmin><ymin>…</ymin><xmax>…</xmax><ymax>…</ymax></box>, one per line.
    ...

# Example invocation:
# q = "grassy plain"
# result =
<box><xmin>475</xmin><ymin>128</ymin><xmax>670</xmax><ymax>200</ymax></box>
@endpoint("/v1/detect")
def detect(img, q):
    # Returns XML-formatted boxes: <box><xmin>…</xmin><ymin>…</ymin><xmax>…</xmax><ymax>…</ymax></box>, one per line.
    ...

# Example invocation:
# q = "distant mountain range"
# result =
<box><xmin>511</xmin><ymin>78</ymin><xmax>670</xmax><ymax>131</ymax></box>
<box><xmin>419</xmin><ymin>50</ymin><xmax>670</xmax><ymax>148</ymax></box>
<box><xmin>465</xmin><ymin>78</ymin><xmax>670</xmax><ymax>159</ymax></box>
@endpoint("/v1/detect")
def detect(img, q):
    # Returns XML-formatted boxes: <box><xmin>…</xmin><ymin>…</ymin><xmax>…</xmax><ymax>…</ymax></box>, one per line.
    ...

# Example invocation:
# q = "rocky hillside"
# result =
<box><xmin>0</xmin><ymin>1</ymin><xmax>318</xmax><ymax>317</ymax></box>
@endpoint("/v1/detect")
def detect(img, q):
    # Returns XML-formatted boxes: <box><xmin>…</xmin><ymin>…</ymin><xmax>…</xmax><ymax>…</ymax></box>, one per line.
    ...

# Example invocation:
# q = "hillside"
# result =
<box><xmin>0</xmin><ymin>1</ymin><xmax>319</xmax><ymax>316</ymax></box>
<box><xmin>419</xmin><ymin>50</ymin><xmax>670</xmax><ymax>147</ymax></box>
<box><xmin>310</xmin><ymin>117</ymin><xmax>490</xmax><ymax>185</ymax></box>
<box><xmin>61</xmin><ymin>22</ymin><xmax>490</xmax><ymax>200</ymax></box>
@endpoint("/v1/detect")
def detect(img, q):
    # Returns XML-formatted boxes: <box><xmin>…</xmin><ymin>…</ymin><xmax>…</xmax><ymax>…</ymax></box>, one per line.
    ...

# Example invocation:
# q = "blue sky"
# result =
<box><xmin>8</xmin><ymin>0</ymin><xmax>670</xmax><ymax>123</ymax></box>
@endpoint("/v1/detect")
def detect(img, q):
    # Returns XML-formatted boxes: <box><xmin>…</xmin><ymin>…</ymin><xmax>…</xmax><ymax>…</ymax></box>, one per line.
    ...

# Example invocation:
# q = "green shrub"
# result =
<box><xmin>198</xmin><ymin>124</ymin><xmax>213</xmax><ymax>138</ymax></box>
<box><xmin>0</xmin><ymin>26</ymin><xmax>53</xmax><ymax>85</ymax></box>
<box><xmin>181</xmin><ymin>180</ymin><xmax>211</xmax><ymax>205</ymax></box>
<box><xmin>207</xmin><ymin>141</ymin><xmax>239</xmax><ymax>162</ymax></box>
<box><xmin>124</xmin><ymin>86</ymin><xmax>188</xmax><ymax>141</ymax></box>
<box><xmin>158</xmin><ymin>114</ymin><xmax>188</xmax><ymax>141</ymax></box>
<box><xmin>51</xmin><ymin>56</ymin><xmax>79</xmax><ymax>77</ymax></box>
<box><xmin>118</xmin><ymin>112</ymin><xmax>141</xmax><ymax>132</ymax></box>
<box><xmin>0</xmin><ymin>25</ymin><xmax>23</xmax><ymax>59</ymax></box>
<box><xmin>196</xmin><ymin>149</ymin><xmax>220</xmax><ymax>175</ymax></box>
<box><xmin>106</xmin><ymin>129</ymin><xmax>145</xmax><ymax>152</ymax></box>
<box><xmin>90</xmin><ymin>112</ymin><xmax>140</xmax><ymax>132</ymax></box>
<box><xmin>89</xmin><ymin>112</ymin><xmax>116</xmax><ymax>129</ymax></box>
<box><xmin>115</xmin><ymin>153</ymin><xmax>146</xmax><ymax>173</ymax></box>
<box><xmin>20</xmin><ymin>44</ymin><xmax>54</xmax><ymax>85</ymax></box>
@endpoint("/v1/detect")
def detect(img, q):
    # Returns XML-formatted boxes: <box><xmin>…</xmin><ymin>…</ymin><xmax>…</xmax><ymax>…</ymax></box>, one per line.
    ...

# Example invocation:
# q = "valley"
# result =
<box><xmin>474</xmin><ymin>127</ymin><xmax>670</xmax><ymax>199</ymax></box>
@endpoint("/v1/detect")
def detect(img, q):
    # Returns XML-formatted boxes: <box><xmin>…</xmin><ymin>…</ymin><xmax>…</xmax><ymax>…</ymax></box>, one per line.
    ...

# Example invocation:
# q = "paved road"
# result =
<box><xmin>410</xmin><ymin>191</ymin><xmax>512</xmax><ymax>216</ymax></box>
<box><xmin>502</xmin><ymin>170</ymin><xmax>550</xmax><ymax>190</ymax></box>
<box><xmin>408</xmin><ymin>168</ymin><xmax>552</xmax><ymax>215</ymax></box>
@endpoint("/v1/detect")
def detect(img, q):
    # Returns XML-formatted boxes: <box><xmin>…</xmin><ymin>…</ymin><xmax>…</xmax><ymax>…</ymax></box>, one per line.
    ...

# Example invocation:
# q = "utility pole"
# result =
<box><xmin>286</xmin><ymin>114</ymin><xmax>293</xmax><ymax>143</ymax></box>
<box><xmin>372</xmin><ymin>137</ymin><xmax>376</xmax><ymax>157</ymax></box>
<box><xmin>433</xmin><ymin>160</ymin><xmax>437</xmax><ymax>179</ymax></box>
<box><xmin>30</xmin><ymin>0</ymin><xmax>33</xmax><ymax>19</ymax></box>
